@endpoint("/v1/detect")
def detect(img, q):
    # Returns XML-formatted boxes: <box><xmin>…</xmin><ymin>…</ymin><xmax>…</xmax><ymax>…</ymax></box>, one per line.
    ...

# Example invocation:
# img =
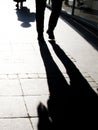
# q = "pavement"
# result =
<box><xmin>0</xmin><ymin>0</ymin><xmax>98</xmax><ymax>129</ymax></box>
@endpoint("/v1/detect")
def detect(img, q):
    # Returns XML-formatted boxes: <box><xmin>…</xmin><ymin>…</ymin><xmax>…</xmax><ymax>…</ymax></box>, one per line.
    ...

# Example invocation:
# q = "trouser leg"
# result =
<box><xmin>48</xmin><ymin>0</ymin><xmax>62</xmax><ymax>32</ymax></box>
<box><xmin>35</xmin><ymin>0</ymin><xmax>47</xmax><ymax>35</ymax></box>
<box><xmin>20</xmin><ymin>1</ymin><xmax>23</xmax><ymax>8</ymax></box>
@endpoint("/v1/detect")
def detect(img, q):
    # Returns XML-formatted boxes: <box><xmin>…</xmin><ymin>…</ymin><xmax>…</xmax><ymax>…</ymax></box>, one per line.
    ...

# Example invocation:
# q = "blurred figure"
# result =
<box><xmin>35</xmin><ymin>0</ymin><xmax>63</xmax><ymax>42</ymax></box>
<box><xmin>77</xmin><ymin>0</ymin><xmax>84</xmax><ymax>7</ymax></box>
<box><xmin>64</xmin><ymin>0</ymin><xmax>84</xmax><ymax>7</ymax></box>
<box><xmin>13</xmin><ymin>0</ymin><xmax>26</xmax><ymax>9</ymax></box>
<box><xmin>64</xmin><ymin>0</ymin><xmax>69</xmax><ymax>6</ymax></box>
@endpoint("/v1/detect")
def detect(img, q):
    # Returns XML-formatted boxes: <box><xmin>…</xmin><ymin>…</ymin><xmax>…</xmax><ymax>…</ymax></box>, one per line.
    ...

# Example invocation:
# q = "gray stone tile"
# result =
<box><xmin>24</xmin><ymin>95</ymin><xmax>49</xmax><ymax>117</ymax></box>
<box><xmin>0</xmin><ymin>79</ymin><xmax>22</xmax><ymax>96</ymax></box>
<box><xmin>20</xmin><ymin>79</ymin><xmax>49</xmax><ymax>95</ymax></box>
<box><xmin>0</xmin><ymin>118</ymin><xmax>33</xmax><ymax>130</ymax></box>
<box><xmin>0</xmin><ymin>97</ymin><xmax>27</xmax><ymax>117</ymax></box>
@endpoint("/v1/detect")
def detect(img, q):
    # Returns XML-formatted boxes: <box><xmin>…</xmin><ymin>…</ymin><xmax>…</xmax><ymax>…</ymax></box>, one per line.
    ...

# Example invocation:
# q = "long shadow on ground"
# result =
<box><xmin>37</xmin><ymin>40</ymin><xmax>97</xmax><ymax>130</ymax></box>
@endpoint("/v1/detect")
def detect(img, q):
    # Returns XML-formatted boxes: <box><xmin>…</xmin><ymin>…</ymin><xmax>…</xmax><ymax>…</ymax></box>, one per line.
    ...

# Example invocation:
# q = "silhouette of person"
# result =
<box><xmin>35</xmin><ymin>0</ymin><xmax>63</xmax><ymax>41</ymax></box>
<box><xmin>13</xmin><ymin>0</ymin><xmax>26</xmax><ymax>9</ymax></box>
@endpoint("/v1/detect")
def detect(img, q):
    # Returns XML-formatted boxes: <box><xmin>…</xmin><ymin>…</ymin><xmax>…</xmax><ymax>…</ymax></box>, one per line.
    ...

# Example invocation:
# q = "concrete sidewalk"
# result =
<box><xmin>0</xmin><ymin>0</ymin><xmax>98</xmax><ymax>129</ymax></box>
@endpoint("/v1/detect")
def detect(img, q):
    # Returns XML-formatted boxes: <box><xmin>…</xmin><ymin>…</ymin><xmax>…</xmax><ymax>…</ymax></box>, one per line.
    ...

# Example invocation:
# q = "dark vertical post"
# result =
<box><xmin>72</xmin><ymin>0</ymin><xmax>76</xmax><ymax>15</ymax></box>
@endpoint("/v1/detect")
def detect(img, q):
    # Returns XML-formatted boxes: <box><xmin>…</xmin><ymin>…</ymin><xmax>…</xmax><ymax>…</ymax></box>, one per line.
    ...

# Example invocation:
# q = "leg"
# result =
<box><xmin>47</xmin><ymin>0</ymin><xmax>62</xmax><ymax>39</ymax></box>
<box><xmin>20</xmin><ymin>2</ymin><xmax>23</xmax><ymax>8</ymax></box>
<box><xmin>16</xmin><ymin>2</ymin><xmax>19</xmax><ymax>9</ymax></box>
<box><xmin>35</xmin><ymin>0</ymin><xmax>47</xmax><ymax>41</ymax></box>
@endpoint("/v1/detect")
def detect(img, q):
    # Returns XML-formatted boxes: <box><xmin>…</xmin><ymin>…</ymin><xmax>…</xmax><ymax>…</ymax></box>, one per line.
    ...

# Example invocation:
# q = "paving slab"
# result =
<box><xmin>0</xmin><ymin>97</ymin><xmax>27</xmax><ymax>118</ymax></box>
<box><xmin>0</xmin><ymin>118</ymin><xmax>33</xmax><ymax>130</ymax></box>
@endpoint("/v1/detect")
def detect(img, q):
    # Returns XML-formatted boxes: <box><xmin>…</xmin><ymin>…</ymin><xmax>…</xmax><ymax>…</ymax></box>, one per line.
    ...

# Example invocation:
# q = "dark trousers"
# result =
<box><xmin>35</xmin><ymin>0</ymin><xmax>62</xmax><ymax>35</ymax></box>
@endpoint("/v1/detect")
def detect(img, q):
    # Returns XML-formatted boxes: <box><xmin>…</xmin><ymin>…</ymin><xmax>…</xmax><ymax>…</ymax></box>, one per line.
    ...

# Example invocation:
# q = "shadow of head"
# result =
<box><xmin>37</xmin><ymin>102</ymin><xmax>52</xmax><ymax>130</ymax></box>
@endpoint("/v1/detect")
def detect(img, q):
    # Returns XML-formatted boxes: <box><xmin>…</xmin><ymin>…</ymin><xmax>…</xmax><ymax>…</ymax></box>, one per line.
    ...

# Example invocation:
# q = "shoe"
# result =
<box><xmin>47</xmin><ymin>30</ymin><xmax>55</xmax><ymax>40</ymax></box>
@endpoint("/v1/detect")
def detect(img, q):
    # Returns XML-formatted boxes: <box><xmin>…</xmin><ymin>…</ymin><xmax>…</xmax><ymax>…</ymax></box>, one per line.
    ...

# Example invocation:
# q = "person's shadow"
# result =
<box><xmin>37</xmin><ymin>39</ymin><xmax>97</xmax><ymax>130</ymax></box>
<box><xmin>16</xmin><ymin>7</ymin><xmax>36</xmax><ymax>27</ymax></box>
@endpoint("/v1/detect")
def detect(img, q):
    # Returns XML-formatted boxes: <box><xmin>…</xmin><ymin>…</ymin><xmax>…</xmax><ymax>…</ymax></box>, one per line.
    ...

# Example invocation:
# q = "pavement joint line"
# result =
<box><xmin>0</xmin><ymin>116</ymin><xmax>38</xmax><ymax>119</ymax></box>
<box><xmin>0</xmin><ymin>72</ymin><xmax>97</xmax><ymax>94</ymax></box>
<box><xmin>17</xmin><ymin>75</ymin><xmax>43</xmax><ymax>129</ymax></box>
<box><xmin>0</xmin><ymin>72</ymin><xmax>96</xmax><ymax>81</ymax></box>
<box><xmin>0</xmin><ymin>94</ymin><xmax>49</xmax><ymax>96</ymax></box>
<box><xmin>17</xmin><ymin>76</ymin><xmax>32</xmax><ymax>121</ymax></box>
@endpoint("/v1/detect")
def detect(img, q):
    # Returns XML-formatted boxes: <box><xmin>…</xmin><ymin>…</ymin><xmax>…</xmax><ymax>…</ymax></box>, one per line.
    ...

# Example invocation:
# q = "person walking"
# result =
<box><xmin>13</xmin><ymin>0</ymin><xmax>26</xmax><ymax>9</ymax></box>
<box><xmin>35</xmin><ymin>0</ymin><xmax>63</xmax><ymax>42</ymax></box>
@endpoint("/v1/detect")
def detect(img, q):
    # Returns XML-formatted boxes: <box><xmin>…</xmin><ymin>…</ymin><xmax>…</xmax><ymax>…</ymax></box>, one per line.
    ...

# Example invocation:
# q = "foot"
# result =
<box><xmin>46</xmin><ymin>30</ymin><xmax>55</xmax><ymax>40</ymax></box>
